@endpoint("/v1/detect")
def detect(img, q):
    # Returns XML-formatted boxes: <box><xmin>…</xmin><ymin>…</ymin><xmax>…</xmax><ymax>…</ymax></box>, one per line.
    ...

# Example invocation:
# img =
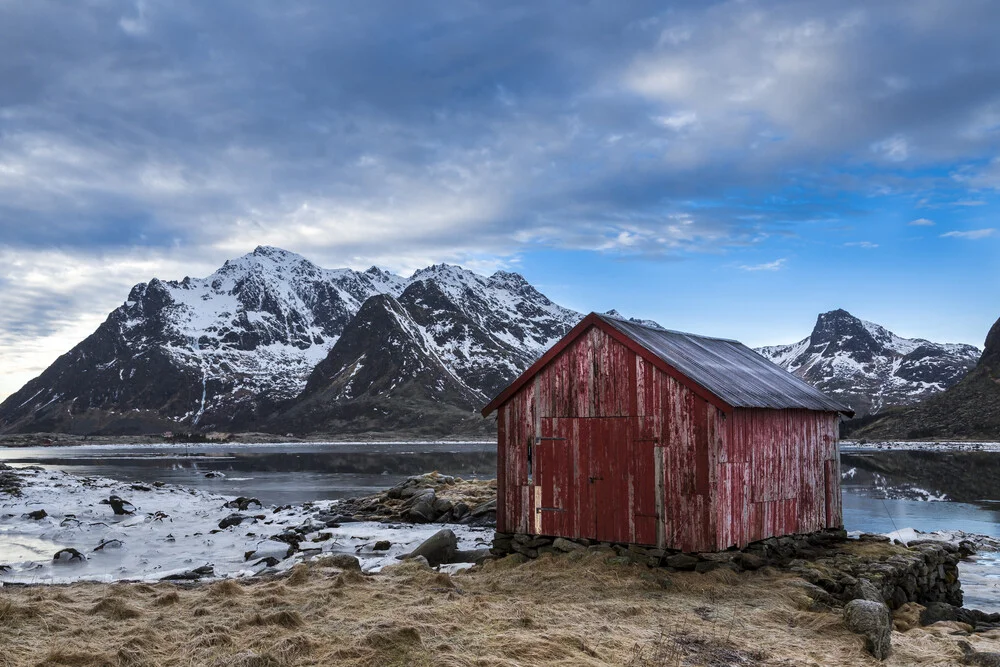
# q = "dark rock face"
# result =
<box><xmin>854</xmin><ymin>315</ymin><xmax>1000</xmax><ymax>440</ymax></box>
<box><xmin>758</xmin><ymin>309</ymin><xmax>980</xmax><ymax>417</ymax></box>
<box><xmin>0</xmin><ymin>248</ymin><xmax>578</xmax><ymax>437</ymax></box>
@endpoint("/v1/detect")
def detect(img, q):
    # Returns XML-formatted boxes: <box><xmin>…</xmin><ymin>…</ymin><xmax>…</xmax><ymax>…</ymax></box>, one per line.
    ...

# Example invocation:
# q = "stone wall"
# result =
<box><xmin>492</xmin><ymin>530</ymin><xmax>963</xmax><ymax>609</ymax></box>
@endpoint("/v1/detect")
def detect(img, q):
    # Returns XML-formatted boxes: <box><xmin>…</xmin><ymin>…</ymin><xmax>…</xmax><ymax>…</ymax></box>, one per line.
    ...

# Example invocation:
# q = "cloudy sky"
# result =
<box><xmin>2</xmin><ymin>0</ymin><xmax>999</xmax><ymax>401</ymax></box>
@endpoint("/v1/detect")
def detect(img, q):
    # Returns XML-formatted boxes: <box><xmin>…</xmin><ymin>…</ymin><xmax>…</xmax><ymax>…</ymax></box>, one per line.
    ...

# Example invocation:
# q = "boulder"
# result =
<box><xmin>844</xmin><ymin>599</ymin><xmax>892</xmax><ymax>661</ymax></box>
<box><xmin>373</xmin><ymin>540</ymin><xmax>392</xmax><ymax>551</ymax></box>
<box><xmin>161</xmin><ymin>565</ymin><xmax>214</xmax><ymax>581</ymax></box>
<box><xmin>224</xmin><ymin>497</ymin><xmax>263</xmax><ymax>511</ymax></box>
<box><xmin>406</xmin><ymin>499</ymin><xmax>437</xmax><ymax>523</ymax></box>
<box><xmin>453</xmin><ymin>548</ymin><xmax>492</xmax><ymax>563</ymax></box>
<box><xmin>247</xmin><ymin>540</ymin><xmax>295</xmax><ymax>561</ymax></box>
<box><xmin>452</xmin><ymin>502</ymin><xmax>470</xmax><ymax>520</ymax></box>
<box><xmin>734</xmin><ymin>552</ymin><xmax>766</xmax><ymax>570</ymax></box>
<box><xmin>25</xmin><ymin>509</ymin><xmax>47</xmax><ymax>520</ymax></box>
<box><xmin>53</xmin><ymin>548</ymin><xmax>86</xmax><ymax>563</ymax></box>
<box><xmin>850</xmin><ymin>578</ymin><xmax>883</xmax><ymax>603</ymax></box>
<box><xmin>108</xmin><ymin>495</ymin><xmax>135</xmax><ymax>516</ymax></box>
<box><xmin>432</xmin><ymin>498</ymin><xmax>453</xmax><ymax>515</ymax></box>
<box><xmin>552</xmin><ymin>538</ymin><xmax>586</xmax><ymax>552</ymax></box>
<box><xmin>324</xmin><ymin>554</ymin><xmax>362</xmax><ymax>571</ymax></box>
<box><xmin>958</xmin><ymin>641</ymin><xmax>1000</xmax><ymax>667</ymax></box>
<box><xmin>399</xmin><ymin>529</ymin><xmax>457</xmax><ymax>567</ymax></box>
<box><xmin>921</xmin><ymin>601</ymin><xmax>959</xmax><ymax>626</ymax></box>
<box><xmin>401</xmin><ymin>488</ymin><xmax>435</xmax><ymax>507</ymax></box>
<box><xmin>219</xmin><ymin>514</ymin><xmax>248</xmax><ymax>529</ymax></box>
<box><xmin>665</xmin><ymin>553</ymin><xmax>699</xmax><ymax>570</ymax></box>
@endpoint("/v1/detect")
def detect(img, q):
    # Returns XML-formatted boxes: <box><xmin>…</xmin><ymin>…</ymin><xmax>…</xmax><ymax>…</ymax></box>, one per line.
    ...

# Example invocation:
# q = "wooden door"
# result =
<box><xmin>539</xmin><ymin>417</ymin><xmax>661</xmax><ymax>546</ymax></box>
<box><xmin>535</xmin><ymin>420</ymin><xmax>572</xmax><ymax>537</ymax></box>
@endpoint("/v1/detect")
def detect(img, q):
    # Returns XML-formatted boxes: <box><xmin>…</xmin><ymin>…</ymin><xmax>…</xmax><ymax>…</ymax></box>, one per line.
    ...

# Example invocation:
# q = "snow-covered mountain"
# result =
<box><xmin>756</xmin><ymin>309</ymin><xmax>981</xmax><ymax>417</ymax></box>
<box><xmin>852</xmin><ymin>314</ymin><xmax>1000</xmax><ymax>440</ymax></box>
<box><xmin>0</xmin><ymin>247</ymin><xmax>579</xmax><ymax>435</ymax></box>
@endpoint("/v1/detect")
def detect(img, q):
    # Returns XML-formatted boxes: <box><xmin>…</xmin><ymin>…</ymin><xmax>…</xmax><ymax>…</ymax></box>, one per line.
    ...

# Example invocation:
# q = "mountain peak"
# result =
<box><xmin>247</xmin><ymin>245</ymin><xmax>313</xmax><ymax>265</ymax></box>
<box><xmin>809</xmin><ymin>308</ymin><xmax>874</xmax><ymax>349</ymax></box>
<box><xmin>252</xmin><ymin>245</ymin><xmax>298</xmax><ymax>258</ymax></box>
<box><xmin>409</xmin><ymin>263</ymin><xmax>472</xmax><ymax>281</ymax></box>
<box><xmin>817</xmin><ymin>308</ymin><xmax>856</xmax><ymax>321</ymax></box>
<box><xmin>758</xmin><ymin>310</ymin><xmax>982</xmax><ymax>416</ymax></box>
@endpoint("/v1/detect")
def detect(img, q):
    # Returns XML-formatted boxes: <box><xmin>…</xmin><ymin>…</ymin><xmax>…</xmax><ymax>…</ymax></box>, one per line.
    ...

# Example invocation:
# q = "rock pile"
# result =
<box><xmin>492</xmin><ymin>529</ymin><xmax>846</xmax><ymax>573</ymax></box>
<box><xmin>0</xmin><ymin>463</ymin><xmax>24</xmax><ymax>497</ymax></box>
<box><xmin>328</xmin><ymin>473</ymin><xmax>497</xmax><ymax>526</ymax></box>
<box><xmin>788</xmin><ymin>535</ymin><xmax>963</xmax><ymax>609</ymax></box>
<box><xmin>493</xmin><ymin>530</ymin><xmax>963</xmax><ymax>609</ymax></box>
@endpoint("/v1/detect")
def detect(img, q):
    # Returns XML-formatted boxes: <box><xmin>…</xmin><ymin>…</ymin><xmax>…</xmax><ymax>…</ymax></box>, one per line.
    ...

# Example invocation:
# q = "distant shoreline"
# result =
<box><xmin>0</xmin><ymin>432</ymin><xmax>495</xmax><ymax>448</ymax></box>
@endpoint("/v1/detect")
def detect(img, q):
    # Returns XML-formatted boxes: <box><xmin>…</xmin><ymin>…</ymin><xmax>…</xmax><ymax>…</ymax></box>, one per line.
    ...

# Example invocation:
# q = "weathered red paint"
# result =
<box><xmin>492</xmin><ymin>324</ymin><xmax>842</xmax><ymax>552</ymax></box>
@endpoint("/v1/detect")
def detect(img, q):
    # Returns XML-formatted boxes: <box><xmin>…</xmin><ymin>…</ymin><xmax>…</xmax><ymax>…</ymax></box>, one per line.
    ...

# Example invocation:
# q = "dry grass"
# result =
<box><xmin>433</xmin><ymin>475</ymin><xmax>496</xmax><ymax>507</ymax></box>
<box><xmin>0</xmin><ymin>551</ymin><xmax>993</xmax><ymax>666</ymax></box>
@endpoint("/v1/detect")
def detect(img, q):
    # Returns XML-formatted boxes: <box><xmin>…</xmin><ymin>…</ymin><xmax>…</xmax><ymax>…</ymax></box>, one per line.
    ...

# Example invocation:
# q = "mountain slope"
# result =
<box><xmin>852</xmin><ymin>316</ymin><xmax>1000</xmax><ymax>440</ymax></box>
<box><xmin>757</xmin><ymin>309</ymin><xmax>980</xmax><ymax>417</ymax></box>
<box><xmin>0</xmin><ymin>248</ymin><xmax>579</xmax><ymax>436</ymax></box>
<box><xmin>270</xmin><ymin>270</ymin><xmax>580</xmax><ymax>436</ymax></box>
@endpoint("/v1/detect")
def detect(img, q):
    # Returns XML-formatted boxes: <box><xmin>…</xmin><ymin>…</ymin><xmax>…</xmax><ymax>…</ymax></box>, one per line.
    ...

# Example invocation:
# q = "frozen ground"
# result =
<box><xmin>842</xmin><ymin>440</ymin><xmax>1000</xmax><ymax>452</ymax></box>
<box><xmin>0</xmin><ymin>465</ymin><xmax>492</xmax><ymax>585</ymax></box>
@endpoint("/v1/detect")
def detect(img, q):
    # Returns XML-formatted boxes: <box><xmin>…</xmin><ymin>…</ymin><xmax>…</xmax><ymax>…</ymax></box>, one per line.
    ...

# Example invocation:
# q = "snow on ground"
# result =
<box><xmin>0</xmin><ymin>466</ymin><xmax>493</xmax><ymax>585</ymax></box>
<box><xmin>842</xmin><ymin>440</ymin><xmax>1000</xmax><ymax>453</ymax></box>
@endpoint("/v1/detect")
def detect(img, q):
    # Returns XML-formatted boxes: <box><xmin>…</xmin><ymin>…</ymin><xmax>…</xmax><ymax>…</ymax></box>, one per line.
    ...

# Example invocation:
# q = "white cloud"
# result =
<box><xmin>119</xmin><ymin>0</ymin><xmax>150</xmax><ymax>36</ymax></box>
<box><xmin>870</xmin><ymin>135</ymin><xmax>910</xmax><ymax>162</ymax></box>
<box><xmin>739</xmin><ymin>258</ymin><xmax>786</xmax><ymax>272</ymax></box>
<box><xmin>845</xmin><ymin>241</ymin><xmax>879</xmax><ymax>248</ymax></box>
<box><xmin>653</xmin><ymin>111</ymin><xmax>699</xmax><ymax>131</ymax></box>
<box><xmin>908</xmin><ymin>218</ymin><xmax>934</xmax><ymax>226</ymax></box>
<box><xmin>941</xmin><ymin>228</ymin><xmax>996</xmax><ymax>239</ymax></box>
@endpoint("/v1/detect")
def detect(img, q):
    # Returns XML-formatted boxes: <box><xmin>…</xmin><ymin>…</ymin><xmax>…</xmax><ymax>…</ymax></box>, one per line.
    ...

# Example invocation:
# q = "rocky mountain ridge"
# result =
<box><xmin>1</xmin><ymin>250</ymin><xmax>984</xmax><ymax>436</ymax></box>
<box><xmin>851</xmin><ymin>315</ymin><xmax>1000</xmax><ymax>440</ymax></box>
<box><xmin>756</xmin><ymin>309</ymin><xmax>981</xmax><ymax>417</ymax></box>
<box><xmin>0</xmin><ymin>247</ymin><xmax>578</xmax><ymax>435</ymax></box>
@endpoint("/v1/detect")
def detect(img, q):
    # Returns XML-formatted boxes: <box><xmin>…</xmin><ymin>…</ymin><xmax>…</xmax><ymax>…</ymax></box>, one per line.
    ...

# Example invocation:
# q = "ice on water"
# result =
<box><xmin>0</xmin><ymin>466</ymin><xmax>492</xmax><ymax>585</ymax></box>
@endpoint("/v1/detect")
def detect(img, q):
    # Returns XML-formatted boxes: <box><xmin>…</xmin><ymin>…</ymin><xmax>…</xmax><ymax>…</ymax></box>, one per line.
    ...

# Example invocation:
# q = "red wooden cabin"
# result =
<box><xmin>482</xmin><ymin>313</ymin><xmax>854</xmax><ymax>553</ymax></box>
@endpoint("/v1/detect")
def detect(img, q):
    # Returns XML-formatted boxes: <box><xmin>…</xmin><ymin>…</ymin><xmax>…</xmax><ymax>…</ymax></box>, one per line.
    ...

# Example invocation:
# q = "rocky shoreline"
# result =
<box><xmin>0</xmin><ymin>468</ymin><xmax>495</xmax><ymax>584</ymax></box>
<box><xmin>6</xmin><ymin>466</ymin><xmax>1000</xmax><ymax>662</ymax></box>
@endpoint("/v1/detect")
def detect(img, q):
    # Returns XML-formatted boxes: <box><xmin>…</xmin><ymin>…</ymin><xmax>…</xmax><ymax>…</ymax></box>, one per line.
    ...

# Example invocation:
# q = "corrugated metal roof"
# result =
<box><xmin>598</xmin><ymin>314</ymin><xmax>853</xmax><ymax>415</ymax></box>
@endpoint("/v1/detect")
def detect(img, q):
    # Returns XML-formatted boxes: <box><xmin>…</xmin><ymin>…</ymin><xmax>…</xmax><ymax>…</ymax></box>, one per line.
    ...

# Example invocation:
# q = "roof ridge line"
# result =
<box><xmin>595</xmin><ymin>312</ymin><xmax>743</xmax><ymax>344</ymax></box>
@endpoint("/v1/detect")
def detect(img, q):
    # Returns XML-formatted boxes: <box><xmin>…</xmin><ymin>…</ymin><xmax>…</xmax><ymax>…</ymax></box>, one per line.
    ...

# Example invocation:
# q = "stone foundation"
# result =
<box><xmin>492</xmin><ymin>530</ymin><xmax>963</xmax><ymax>609</ymax></box>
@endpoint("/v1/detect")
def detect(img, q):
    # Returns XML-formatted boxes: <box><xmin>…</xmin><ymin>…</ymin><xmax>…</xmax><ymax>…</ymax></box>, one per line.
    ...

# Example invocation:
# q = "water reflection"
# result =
<box><xmin>0</xmin><ymin>442</ymin><xmax>496</xmax><ymax>506</ymax></box>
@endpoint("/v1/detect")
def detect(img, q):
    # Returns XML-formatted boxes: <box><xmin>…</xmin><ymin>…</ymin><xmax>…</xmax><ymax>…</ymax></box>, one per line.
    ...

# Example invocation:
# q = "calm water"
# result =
<box><xmin>0</xmin><ymin>442</ymin><xmax>495</xmax><ymax>506</ymax></box>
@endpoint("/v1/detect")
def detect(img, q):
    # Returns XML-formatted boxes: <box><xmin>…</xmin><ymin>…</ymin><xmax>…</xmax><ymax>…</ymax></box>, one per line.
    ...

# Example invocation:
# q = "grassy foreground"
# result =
<box><xmin>1</xmin><ymin>551</ymin><xmax>996</xmax><ymax>667</ymax></box>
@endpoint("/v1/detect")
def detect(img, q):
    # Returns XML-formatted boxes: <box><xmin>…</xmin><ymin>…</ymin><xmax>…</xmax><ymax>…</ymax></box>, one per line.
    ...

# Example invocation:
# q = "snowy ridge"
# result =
<box><xmin>757</xmin><ymin>309</ymin><xmax>981</xmax><ymax>417</ymax></box>
<box><xmin>0</xmin><ymin>247</ymin><xmax>581</xmax><ymax>434</ymax></box>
